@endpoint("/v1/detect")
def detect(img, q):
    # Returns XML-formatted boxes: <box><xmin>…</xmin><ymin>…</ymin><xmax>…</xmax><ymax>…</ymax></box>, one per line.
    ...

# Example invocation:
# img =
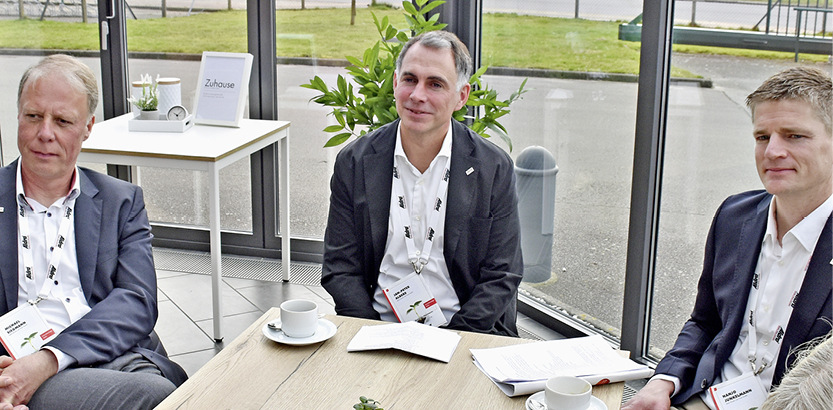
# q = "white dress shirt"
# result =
<box><xmin>15</xmin><ymin>161</ymin><xmax>91</xmax><ymax>370</ymax></box>
<box><xmin>654</xmin><ymin>194</ymin><xmax>833</xmax><ymax>407</ymax></box>
<box><xmin>373</xmin><ymin>122</ymin><xmax>461</xmax><ymax>323</ymax></box>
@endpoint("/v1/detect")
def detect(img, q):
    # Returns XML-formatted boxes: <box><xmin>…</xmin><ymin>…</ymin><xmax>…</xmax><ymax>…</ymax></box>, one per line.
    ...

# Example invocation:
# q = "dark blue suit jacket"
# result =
<box><xmin>0</xmin><ymin>160</ymin><xmax>187</xmax><ymax>386</ymax></box>
<box><xmin>655</xmin><ymin>190</ymin><xmax>832</xmax><ymax>405</ymax></box>
<box><xmin>321</xmin><ymin>120</ymin><xmax>524</xmax><ymax>336</ymax></box>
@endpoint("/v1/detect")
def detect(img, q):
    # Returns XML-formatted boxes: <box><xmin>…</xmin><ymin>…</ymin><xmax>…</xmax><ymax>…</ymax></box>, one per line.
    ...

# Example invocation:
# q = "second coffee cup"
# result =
<box><xmin>279</xmin><ymin>299</ymin><xmax>319</xmax><ymax>338</ymax></box>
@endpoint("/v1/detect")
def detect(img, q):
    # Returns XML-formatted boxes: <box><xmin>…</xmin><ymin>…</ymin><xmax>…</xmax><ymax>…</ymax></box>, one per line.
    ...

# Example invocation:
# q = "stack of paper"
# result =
<box><xmin>471</xmin><ymin>334</ymin><xmax>653</xmax><ymax>396</ymax></box>
<box><xmin>346</xmin><ymin>321</ymin><xmax>461</xmax><ymax>363</ymax></box>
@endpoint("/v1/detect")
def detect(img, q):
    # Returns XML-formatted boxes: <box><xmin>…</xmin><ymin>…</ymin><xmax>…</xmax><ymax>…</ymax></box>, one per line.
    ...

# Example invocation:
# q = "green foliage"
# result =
<box><xmin>301</xmin><ymin>0</ymin><xmax>527</xmax><ymax>150</ymax></box>
<box><xmin>353</xmin><ymin>396</ymin><xmax>384</xmax><ymax>410</ymax></box>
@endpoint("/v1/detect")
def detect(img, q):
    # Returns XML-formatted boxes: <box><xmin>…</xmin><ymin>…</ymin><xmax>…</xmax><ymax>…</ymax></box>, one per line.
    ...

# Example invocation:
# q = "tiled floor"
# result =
<box><xmin>151</xmin><ymin>247</ymin><xmax>565</xmax><ymax>377</ymax></box>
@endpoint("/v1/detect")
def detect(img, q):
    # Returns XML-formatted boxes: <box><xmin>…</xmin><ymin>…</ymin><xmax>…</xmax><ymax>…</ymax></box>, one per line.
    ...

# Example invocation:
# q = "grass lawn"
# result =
<box><xmin>0</xmin><ymin>7</ymin><xmax>827</xmax><ymax>78</ymax></box>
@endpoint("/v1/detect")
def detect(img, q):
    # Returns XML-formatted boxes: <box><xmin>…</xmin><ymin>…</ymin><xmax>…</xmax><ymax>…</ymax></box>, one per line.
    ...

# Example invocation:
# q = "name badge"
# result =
<box><xmin>708</xmin><ymin>372</ymin><xmax>768</xmax><ymax>410</ymax></box>
<box><xmin>0</xmin><ymin>304</ymin><xmax>57</xmax><ymax>359</ymax></box>
<box><xmin>382</xmin><ymin>272</ymin><xmax>447</xmax><ymax>327</ymax></box>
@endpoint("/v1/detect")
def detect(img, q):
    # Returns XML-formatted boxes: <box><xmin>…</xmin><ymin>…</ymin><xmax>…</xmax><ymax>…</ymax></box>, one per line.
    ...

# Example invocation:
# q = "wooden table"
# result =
<box><xmin>79</xmin><ymin>114</ymin><xmax>291</xmax><ymax>342</ymax></box>
<box><xmin>157</xmin><ymin>309</ymin><xmax>624</xmax><ymax>409</ymax></box>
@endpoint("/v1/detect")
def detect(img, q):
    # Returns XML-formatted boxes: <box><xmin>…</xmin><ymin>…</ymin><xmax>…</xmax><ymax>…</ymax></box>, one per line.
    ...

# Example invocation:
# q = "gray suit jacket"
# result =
<box><xmin>0</xmin><ymin>160</ymin><xmax>187</xmax><ymax>386</ymax></box>
<box><xmin>322</xmin><ymin>120</ymin><xmax>524</xmax><ymax>336</ymax></box>
<box><xmin>655</xmin><ymin>190</ymin><xmax>832</xmax><ymax>404</ymax></box>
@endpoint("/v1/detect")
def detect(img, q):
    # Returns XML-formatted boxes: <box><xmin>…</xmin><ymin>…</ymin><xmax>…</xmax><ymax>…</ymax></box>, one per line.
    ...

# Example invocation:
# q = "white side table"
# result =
<box><xmin>80</xmin><ymin>113</ymin><xmax>291</xmax><ymax>341</ymax></box>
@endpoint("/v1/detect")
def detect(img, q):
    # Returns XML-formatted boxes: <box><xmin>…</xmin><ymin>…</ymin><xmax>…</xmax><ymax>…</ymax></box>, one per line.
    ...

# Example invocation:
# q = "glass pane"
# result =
<box><xmin>0</xmin><ymin>2</ymin><xmax>102</xmax><ymax>167</ymax></box>
<box><xmin>648</xmin><ymin>0</ymin><xmax>829</xmax><ymax>358</ymax></box>
<box><xmin>124</xmin><ymin>5</ymin><xmax>253</xmax><ymax>232</ymax></box>
<box><xmin>481</xmin><ymin>6</ymin><xmax>639</xmax><ymax>338</ymax></box>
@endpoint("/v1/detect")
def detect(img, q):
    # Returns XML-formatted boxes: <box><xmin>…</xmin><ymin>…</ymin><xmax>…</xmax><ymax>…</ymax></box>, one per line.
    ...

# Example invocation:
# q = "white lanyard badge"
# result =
<box><xmin>744</xmin><ymin>255</ymin><xmax>809</xmax><ymax>375</ymax></box>
<box><xmin>389</xmin><ymin>158</ymin><xmax>450</xmax><ymax>275</ymax></box>
<box><xmin>17</xmin><ymin>196</ymin><xmax>76</xmax><ymax>305</ymax></box>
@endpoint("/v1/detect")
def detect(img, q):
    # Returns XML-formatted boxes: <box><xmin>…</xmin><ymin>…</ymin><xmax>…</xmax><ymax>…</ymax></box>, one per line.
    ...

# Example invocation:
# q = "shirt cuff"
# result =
<box><xmin>42</xmin><ymin>346</ymin><xmax>76</xmax><ymax>372</ymax></box>
<box><xmin>650</xmin><ymin>374</ymin><xmax>682</xmax><ymax>397</ymax></box>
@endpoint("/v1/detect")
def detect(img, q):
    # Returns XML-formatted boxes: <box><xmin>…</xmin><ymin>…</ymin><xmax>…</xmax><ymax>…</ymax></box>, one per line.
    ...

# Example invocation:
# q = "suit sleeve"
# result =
<box><xmin>47</xmin><ymin>185</ymin><xmax>158</xmax><ymax>366</ymax></box>
<box><xmin>321</xmin><ymin>152</ymin><xmax>380</xmax><ymax>320</ymax></box>
<box><xmin>653</xmin><ymin>200</ymin><xmax>728</xmax><ymax>390</ymax></box>
<box><xmin>446</xmin><ymin>153</ymin><xmax>524</xmax><ymax>334</ymax></box>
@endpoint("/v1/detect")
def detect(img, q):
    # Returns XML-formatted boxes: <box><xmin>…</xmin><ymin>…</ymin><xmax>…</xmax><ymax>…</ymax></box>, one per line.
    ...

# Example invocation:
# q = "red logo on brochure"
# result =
<box><xmin>423</xmin><ymin>299</ymin><xmax>437</xmax><ymax>308</ymax></box>
<box><xmin>596</xmin><ymin>379</ymin><xmax>610</xmax><ymax>385</ymax></box>
<box><xmin>40</xmin><ymin>329</ymin><xmax>55</xmax><ymax>340</ymax></box>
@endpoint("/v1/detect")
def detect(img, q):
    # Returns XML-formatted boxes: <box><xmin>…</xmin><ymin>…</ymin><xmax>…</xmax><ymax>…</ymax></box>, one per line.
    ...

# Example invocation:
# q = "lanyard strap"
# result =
<box><xmin>17</xmin><ymin>196</ymin><xmax>76</xmax><ymax>305</ymax></box>
<box><xmin>390</xmin><ymin>158</ymin><xmax>450</xmax><ymax>275</ymax></box>
<box><xmin>745</xmin><ymin>254</ymin><xmax>809</xmax><ymax>375</ymax></box>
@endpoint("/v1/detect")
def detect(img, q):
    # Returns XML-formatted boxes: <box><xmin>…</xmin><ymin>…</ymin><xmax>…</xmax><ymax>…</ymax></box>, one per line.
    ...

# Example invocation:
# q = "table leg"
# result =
<box><xmin>280</xmin><ymin>135</ymin><xmax>291</xmax><ymax>281</ymax></box>
<box><xmin>209</xmin><ymin>164</ymin><xmax>224</xmax><ymax>342</ymax></box>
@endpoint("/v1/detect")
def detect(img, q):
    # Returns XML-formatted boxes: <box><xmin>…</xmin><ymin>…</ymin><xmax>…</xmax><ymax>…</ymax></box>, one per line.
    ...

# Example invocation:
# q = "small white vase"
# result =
<box><xmin>138</xmin><ymin>110</ymin><xmax>159</xmax><ymax>120</ymax></box>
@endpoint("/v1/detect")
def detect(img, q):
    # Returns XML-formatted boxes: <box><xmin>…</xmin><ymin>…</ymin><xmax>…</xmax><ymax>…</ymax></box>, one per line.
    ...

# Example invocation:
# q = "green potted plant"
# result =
<box><xmin>302</xmin><ymin>0</ymin><xmax>527</xmax><ymax>151</ymax></box>
<box><xmin>128</xmin><ymin>73</ymin><xmax>160</xmax><ymax>120</ymax></box>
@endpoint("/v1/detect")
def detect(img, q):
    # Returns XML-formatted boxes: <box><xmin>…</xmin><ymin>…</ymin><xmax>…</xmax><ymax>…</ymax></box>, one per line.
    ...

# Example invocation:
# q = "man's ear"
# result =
<box><xmin>84</xmin><ymin>115</ymin><xmax>95</xmax><ymax>141</ymax></box>
<box><xmin>455</xmin><ymin>83</ymin><xmax>471</xmax><ymax>111</ymax></box>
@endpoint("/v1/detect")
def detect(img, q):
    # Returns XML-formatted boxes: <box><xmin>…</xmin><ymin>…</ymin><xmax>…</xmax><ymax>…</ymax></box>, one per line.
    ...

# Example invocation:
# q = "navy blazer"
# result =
<box><xmin>321</xmin><ymin>120</ymin><xmax>524</xmax><ymax>336</ymax></box>
<box><xmin>655</xmin><ymin>190</ymin><xmax>833</xmax><ymax>405</ymax></box>
<box><xmin>0</xmin><ymin>160</ymin><xmax>187</xmax><ymax>386</ymax></box>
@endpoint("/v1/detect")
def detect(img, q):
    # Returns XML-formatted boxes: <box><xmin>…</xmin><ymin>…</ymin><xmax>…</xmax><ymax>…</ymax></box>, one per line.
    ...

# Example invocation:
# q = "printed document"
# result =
<box><xmin>346</xmin><ymin>321</ymin><xmax>460</xmax><ymax>363</ymax></box>
<box><xmin>471</xmin><ymin>334</ymin><xmax>653</xmax><ymax>396</ymax></box>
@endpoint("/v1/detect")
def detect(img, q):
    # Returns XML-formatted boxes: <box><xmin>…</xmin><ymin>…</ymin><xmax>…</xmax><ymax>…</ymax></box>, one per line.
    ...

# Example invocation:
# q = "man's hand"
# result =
<box><xmin>621</xmin><ymin>379</ymin><xmax>675</xmax><ymax>410</ymax></box>
<box><xmin>0</xmin><ymin>350</ymin><xmax>58</xmax><ymax>410</ymax></box>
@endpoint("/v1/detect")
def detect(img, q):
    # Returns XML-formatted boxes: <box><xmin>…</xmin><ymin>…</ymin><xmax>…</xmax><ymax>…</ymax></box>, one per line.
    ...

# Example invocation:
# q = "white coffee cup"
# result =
<box><xmin>279</xmin><ymin>299</ymin><xmax>319</xmax><ymax>338</ymax></box>
<box><xmin>545</xmin><ymin>375</ymin><xmax>592</xmax><ymax>410</ymax></box>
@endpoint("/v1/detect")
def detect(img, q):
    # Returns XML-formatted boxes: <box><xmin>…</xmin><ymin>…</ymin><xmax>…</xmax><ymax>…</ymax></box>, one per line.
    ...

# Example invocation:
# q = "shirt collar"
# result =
<box><xmin>394</xmin><ymin>121</ymin><xmax>454</xmax><ymax>171</ymax></box>
<box><xmin>764</xmin><ymin>194</ymin><xmax>833</xmax><ymax>253</ymax></box>
<box><xmin>16</xmin><ymin>160</ymin><xmax>81</xmax><ymax>210</ymax></box>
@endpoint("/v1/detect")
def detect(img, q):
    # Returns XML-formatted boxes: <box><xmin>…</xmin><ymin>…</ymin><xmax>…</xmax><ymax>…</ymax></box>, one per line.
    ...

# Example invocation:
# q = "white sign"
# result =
<box><xmin>193</xmin><ymin>52</ymin><xmax>253</xmax><ymax>127</ymax></box>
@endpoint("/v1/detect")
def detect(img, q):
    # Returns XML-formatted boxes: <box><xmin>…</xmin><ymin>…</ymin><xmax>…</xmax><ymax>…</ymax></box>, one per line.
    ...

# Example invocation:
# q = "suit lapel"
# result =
<box><xmin>444</xmin><ymin>123</ymin><xmax>478</xmax><ymax>263</ymax></box>
<box><xmin>74</xmin><ymin>169</ymin><xmax>101</xmax><ymax>302</ymax></box>
<box><xmin>777</xmin><ymin>213</ymin><xmax>833</xmax><ymax>368</ymax></box>
<box><xmin>0</xmin><ymin>162</ymin><xmax>20</xmax><ymax>312</ymax></box>
<box><xmin>365</xmin><ymin>124</ymin><xmax>396</xmax><ymax>267</ymax></box>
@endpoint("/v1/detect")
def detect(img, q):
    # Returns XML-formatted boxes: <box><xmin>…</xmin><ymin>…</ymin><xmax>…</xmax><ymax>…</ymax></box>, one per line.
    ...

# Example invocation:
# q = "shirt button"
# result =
<box><xmin>53</xmin><ymin>280</ymin><xmax>58</xmax><ymax>285</ymax></box>
<box><xmin>46</xmin><ymin>212</ymin><xmax>52</xmax><ymax>217</ymax></box>
<box><xmin>416</xmin><ymin>216</ymin><xmax>421</xmax><ymax>221</ymax></box>
<box><xmin>50</xmin><ymin>247</ymin><xmax>54</xmax><ymax>252</ymax></box>
<box><xmin>65</xmin><ymin>298</ymin><xmax>71</xmax><ymax>303</ymax></box>
<box><xmin>416</xmin><ymin>250</ymin><xmax>421</xmax><ymax>256</ymax></box>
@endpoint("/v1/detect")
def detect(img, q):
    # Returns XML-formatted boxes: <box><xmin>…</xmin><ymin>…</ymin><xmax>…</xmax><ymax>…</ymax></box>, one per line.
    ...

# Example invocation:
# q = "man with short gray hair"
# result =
<box><xmin>322</xmin><ymin>31</ymin><xmax>524</xmax><ymax>336</ymax></box>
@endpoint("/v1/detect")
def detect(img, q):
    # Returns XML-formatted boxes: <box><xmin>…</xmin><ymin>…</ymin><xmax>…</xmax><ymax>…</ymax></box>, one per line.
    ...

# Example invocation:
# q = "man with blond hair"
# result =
<box><xmin>624</xmin><ymin>66</ymin><xmax>832</xmax><ymax>409</ymax></box>
<box><xmin>0</xmin><ymin>54</ymin><xmax>186</xmax><ymax>409</ymax></box>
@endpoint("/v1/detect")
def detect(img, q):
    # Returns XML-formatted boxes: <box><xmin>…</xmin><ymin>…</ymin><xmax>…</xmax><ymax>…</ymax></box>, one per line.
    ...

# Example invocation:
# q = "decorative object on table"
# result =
<box><xmin>193</xmin><ymin>51</ymin><xmax>253</xmax><ymax>128</ymax></box>
<box><xmin>166</xmin><ymin>105</ymin><xmax>189</xmax><ymax>121</ymax></box>
<box><xmin>156</xmin><ymin>77</ymin><xmax>182</xmax><ymax>117</ymax></box>
<box><xmin>301</xmin><ymin>0</ymin><xmax>527</xmax><ymax>150</ymax></box>
<box><xmin>127</xmin><ymin>73</ymin><xmax>160</xmax><ymax>120</ymax></box>
<box><xmin>353</xmin><ymin>396</ymin><xmax>384</xmax><ymax>410</ymax></box>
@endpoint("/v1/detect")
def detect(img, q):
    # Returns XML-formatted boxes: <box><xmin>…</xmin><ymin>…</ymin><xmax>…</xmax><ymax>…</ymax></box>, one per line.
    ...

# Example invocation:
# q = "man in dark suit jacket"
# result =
<box><xmin>322</xmin><ymin>31</ymin><xmax>523</xmax><ymax>336</ymax></box>
<box><xmin>0</xmin><ymin>54</ymin><xmax>186</xmax><ymax>409</ymax></box>
<box><xmin>624</xmin><ymin>67</ymin><xmax>832</xmax><ymax>410</ymax></box>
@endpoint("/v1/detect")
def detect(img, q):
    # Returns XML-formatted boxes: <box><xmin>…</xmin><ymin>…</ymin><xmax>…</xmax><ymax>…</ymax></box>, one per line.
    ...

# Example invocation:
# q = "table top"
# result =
<box><xmin>82</xmin><ymin>113</ymin><xmax>290</xmax><ymax>163</ymax></box>
<box><xmin>156</xmin><ymin>308</ymin><xmax>624</xmax><ymax>409</ymax></box>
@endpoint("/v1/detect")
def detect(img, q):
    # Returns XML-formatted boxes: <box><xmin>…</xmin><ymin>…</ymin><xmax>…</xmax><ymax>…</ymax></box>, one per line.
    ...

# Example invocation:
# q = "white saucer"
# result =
<box><xmin>526</xmin><ymin>390</ymin><xmax>607</xmax><ymax>410</ymax></box>
<box><xmin>262</xmin><ymin>318</ymin><xmax>337</xmax><ymax>345</ymax></box>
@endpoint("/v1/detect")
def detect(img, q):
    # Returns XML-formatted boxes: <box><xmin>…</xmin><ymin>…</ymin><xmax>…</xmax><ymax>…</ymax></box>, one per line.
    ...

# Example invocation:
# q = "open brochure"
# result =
<box><xmin>471</xmin><ymin>334</ymin><xmax>653</xmax><ymax>396</ymax></box>
<box><xmin>346</xmin><ymin>321</ymin><xmax>461</xmax><ymax>363</ymax></box>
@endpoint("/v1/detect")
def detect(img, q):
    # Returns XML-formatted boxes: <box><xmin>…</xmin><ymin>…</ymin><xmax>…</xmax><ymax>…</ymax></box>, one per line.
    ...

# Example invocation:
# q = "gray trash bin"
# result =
<box><xmin>514</xmin><ymin>146</ymin><xmax>558</xmax><ymax>283</ymax></box>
